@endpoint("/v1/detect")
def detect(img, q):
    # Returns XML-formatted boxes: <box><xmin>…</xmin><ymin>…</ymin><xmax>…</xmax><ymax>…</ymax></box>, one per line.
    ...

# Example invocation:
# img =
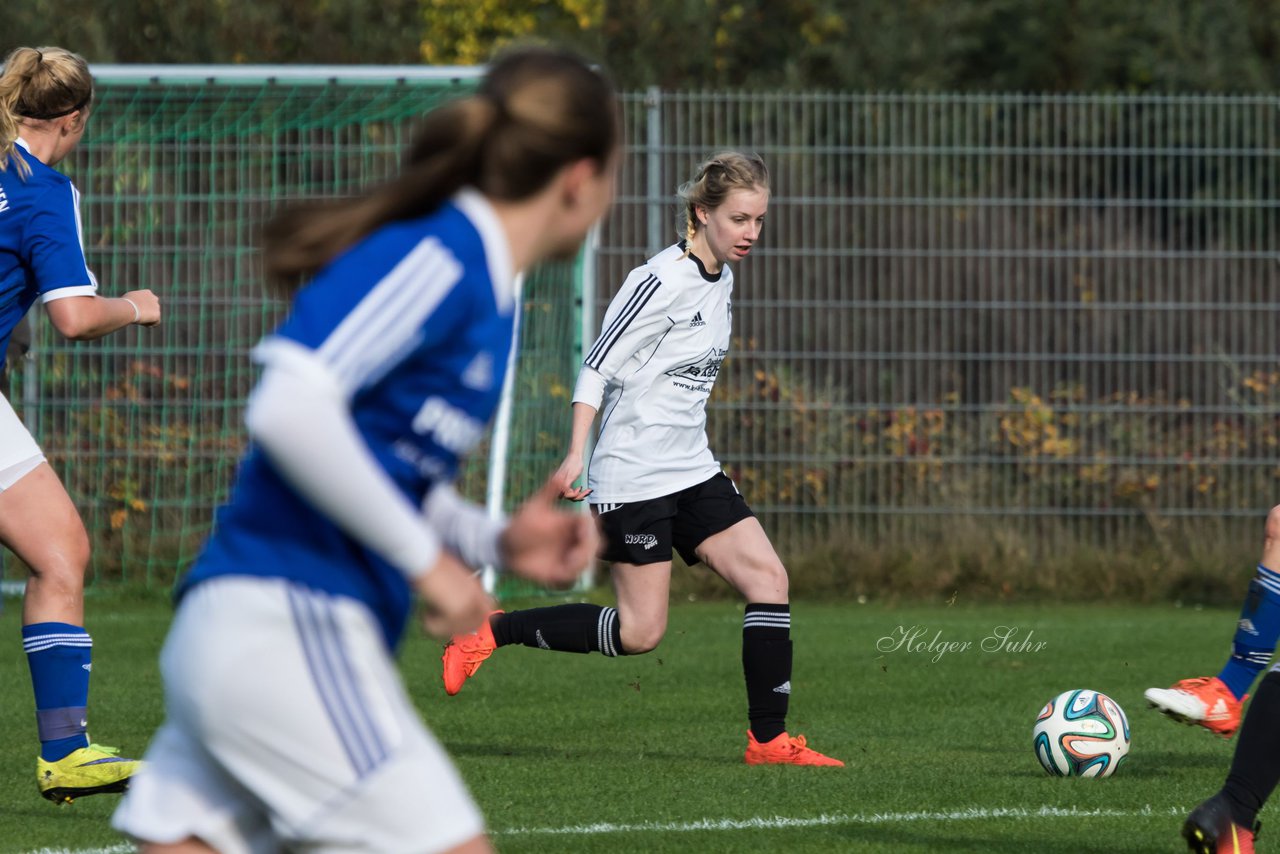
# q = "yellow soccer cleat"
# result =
<box><xmin>744</xmin><ymin>731</ymin><xmax>845</xmax><ymax>767</ymax></box>
<box><xmin>38</xmin><ymin>744</ymin><xmax>140</xmax><ymax>804</ymax></box>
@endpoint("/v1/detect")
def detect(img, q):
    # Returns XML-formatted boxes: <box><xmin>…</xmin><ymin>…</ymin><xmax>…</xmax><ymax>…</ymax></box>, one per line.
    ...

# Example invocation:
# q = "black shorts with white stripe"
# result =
<box><xmin>593</xmin><ymin>472</ymin><xmax>754</xmax><ymax>566</ymax></box>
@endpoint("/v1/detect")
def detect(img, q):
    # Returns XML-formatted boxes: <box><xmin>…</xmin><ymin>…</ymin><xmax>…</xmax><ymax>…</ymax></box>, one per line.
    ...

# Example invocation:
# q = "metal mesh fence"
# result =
<box><xmin>604</xmin><ymin>91</ymin><xmax>1279</xmax><ymax>554</ymax></box>
<box><xmin>8</xmin><ymin>79</ymin><xmax>1280</xmax><ymax>584</ymax></box>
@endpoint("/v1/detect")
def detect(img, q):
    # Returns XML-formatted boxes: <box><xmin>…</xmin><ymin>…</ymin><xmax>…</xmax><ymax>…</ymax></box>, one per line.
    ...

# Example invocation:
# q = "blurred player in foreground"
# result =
<box><xmin>443</xmin><ymin>151</ymin><xmax>843</xmax><ymax>767</ymax></box>
<box><xmin>111</xmin><ymin>46</ymin><xmax>614</xmax><ymax>853</ymax></box>
<box><xmin>0</xmin><ymin>45</ymin><xmax>160</xmax><ymax>804</ymax></box>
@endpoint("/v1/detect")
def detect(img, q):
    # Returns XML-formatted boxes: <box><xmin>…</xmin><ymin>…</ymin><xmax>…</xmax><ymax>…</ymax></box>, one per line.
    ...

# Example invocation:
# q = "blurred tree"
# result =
<box><xmin>5</xmin><ymin>0</ymin><xmax>1280</xmax><ymax>90</ymax></box>
<box><xmin>6</xmin><ymin>0</ymin><xmax>423</xmax><ymax>64</ymax></box>
<box><xmin>420</xmin><ymin>0</ymin><xmax>604</xmax><ymax>64</ymax></box>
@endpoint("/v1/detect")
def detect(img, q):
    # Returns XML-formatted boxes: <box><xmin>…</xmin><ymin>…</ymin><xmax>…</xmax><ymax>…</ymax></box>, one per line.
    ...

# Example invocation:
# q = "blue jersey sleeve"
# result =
<box><xmin>24</xmin><ymin>183</ymin><xmax>96</xmax><ymax>296</ymax></box>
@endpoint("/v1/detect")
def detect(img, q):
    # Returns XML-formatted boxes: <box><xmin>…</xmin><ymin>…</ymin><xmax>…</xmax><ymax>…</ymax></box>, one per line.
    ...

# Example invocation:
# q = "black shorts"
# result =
<box><xmin>593</xmin><ymin>472</ymin><xmax>755</xmax><ymax>566</ymax></box>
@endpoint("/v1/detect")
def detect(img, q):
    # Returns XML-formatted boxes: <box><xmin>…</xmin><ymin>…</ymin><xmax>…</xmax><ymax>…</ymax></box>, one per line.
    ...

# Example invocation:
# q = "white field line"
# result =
<box><xmin>494</xmin><ymin>804</ymin><xmax>1186</xmax><ymax>836</ymax></box>
<box><xmin>37</xmin><ymin>805</ymin><xmax>1188</xmax><ymax>852</ymax></box>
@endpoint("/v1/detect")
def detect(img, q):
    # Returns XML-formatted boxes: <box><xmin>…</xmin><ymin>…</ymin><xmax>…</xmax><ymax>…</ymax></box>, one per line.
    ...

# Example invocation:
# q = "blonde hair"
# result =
<box><xmin>0</xmin><ymin>46</ymin><xmax>94</xmax><ymax>178</ymax></box>
<box><xmin>677</xmin><ymin>151</ymin><xmax>770</xmax><ymax>251</ymax></box>
<box><xmin>263</xmin><ymin>46</ymin><xmax>619</xmax><ymax>294</ymax></box>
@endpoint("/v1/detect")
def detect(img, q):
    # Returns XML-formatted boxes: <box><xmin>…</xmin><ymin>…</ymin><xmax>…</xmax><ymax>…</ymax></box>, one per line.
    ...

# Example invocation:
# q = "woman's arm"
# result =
<box><xmin>553</xmin><ymin>396</ymin><xmax>600</xmax><ymax>501</ymax></box>
<box><xmin>44</xmin><ymin>289</ymin><xmax>160</xmax><ymax>340</ymax></box>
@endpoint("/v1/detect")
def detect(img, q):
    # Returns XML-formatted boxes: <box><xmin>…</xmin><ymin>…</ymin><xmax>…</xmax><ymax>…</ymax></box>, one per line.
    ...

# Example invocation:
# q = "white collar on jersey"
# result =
<box><xmin>454</xmin><ymin>187</ymin><xmax>516</xmax><ymax>314</ymax></box>
<box><xmin>14</xmin><ymin>138</ymin><xmax>31</xmax><ymax>153</ymax></box>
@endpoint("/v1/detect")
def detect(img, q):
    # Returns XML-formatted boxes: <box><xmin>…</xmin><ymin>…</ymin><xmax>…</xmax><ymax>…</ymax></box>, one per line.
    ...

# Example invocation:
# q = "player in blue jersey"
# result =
<box><xmin>111</xmin><ymin>47</ymin><xmax>616</xmax><ymax>854</ymax></box>
<box><xmin>442</xmin><ymin>151</ymin><xmax>843</xmax><ymax>767</ymax></box>
<box><xmin>0</xmin><ymin>46</ymin><xmax>161</xmax><ymax>804</ymax></box>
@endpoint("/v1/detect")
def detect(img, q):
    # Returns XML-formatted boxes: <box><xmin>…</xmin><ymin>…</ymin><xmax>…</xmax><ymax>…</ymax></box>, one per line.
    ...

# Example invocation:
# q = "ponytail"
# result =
<box><xmin>262</xmin><ymin>97</ymin><xmax>499</xmax><ymax>293</ymax></box>
<box><xmin>0</xmin><ymin>46</ymin><xmax>94</xmax><ymax>178</ymax></box>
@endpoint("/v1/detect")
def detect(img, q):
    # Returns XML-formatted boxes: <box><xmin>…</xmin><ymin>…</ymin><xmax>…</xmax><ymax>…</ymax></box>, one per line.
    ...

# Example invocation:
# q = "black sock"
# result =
<box><xmin>1222</xmin><ymin>670</ymin><xmax>1280</xmax><ymax>828</ymax></box>
<box><xmin>491</xmin><ymin>604</ymin><xmax>624</xmax><ymax>656</ymax></box>
<box><xmin>743</xmin><ymin>603</ymin><xmax>792</xmax><ymax>743</ymax></box>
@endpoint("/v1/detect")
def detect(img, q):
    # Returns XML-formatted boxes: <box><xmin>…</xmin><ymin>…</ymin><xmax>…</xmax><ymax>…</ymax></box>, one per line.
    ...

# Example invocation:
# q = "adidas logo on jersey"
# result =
<box><xmin>689</xmin><ymin>311</ymin><xmax>706</xmax><ymax>327</ymax></box>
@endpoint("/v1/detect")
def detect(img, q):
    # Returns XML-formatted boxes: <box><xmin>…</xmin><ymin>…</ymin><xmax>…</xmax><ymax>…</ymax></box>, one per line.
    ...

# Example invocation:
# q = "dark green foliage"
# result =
<box><xmin>8</xmin><ymin>1</ymin><xmax>1280</xmax><ymax>91</ymax></box>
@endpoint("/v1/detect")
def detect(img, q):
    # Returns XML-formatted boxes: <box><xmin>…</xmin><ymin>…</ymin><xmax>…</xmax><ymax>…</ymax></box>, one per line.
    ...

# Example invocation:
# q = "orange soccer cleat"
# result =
<box><xmin>441</xmin><ymin>611</ymin><xmax>501</xmax><ymax>696</ymax></box>
<box><xmin>1183</xmin><ymin>792</ymin><xmax>1259</xmax><ymax>854</ymax></box>
<box><xmin>1144</xmin><ymin>676</ymin><xmax>1244</xmax><ymax>738</ymax></box>
<box><xmin>744</xmin><ymin>731</ymin><xmax>844</xmax><ymax>767</ymax></box>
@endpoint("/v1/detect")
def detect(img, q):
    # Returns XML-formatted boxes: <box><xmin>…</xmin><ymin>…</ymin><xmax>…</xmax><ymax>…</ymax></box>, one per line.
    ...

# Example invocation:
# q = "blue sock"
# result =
<box><xmin>23</xmin><ymin>623</ymin><xmax>92</xmax><ymax>761</ymax></box>
<box><xmin>1218</xmin><ymin>566</ymin><xmax>1280</xmax><ymax>700</ymax></box>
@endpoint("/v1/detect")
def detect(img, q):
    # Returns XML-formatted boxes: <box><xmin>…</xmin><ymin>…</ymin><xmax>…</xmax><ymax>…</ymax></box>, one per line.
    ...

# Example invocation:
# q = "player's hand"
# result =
<box><xmin>123</xmin><ymin>289</ymin><xmax>161</xmax><ymax>326</ymax></box>
<box><xmin>415</xmin><ymin>550</ymin><xmax>495</xmax><ymax>639</ymax></box>
<box><xmin>500</xmin><ymin>477</ymin><xmax>598</xmax><ymax>587</ymax></box>
<box><xmin>553</xmin><ymin>453</ymin><xmax>592</xmax><ymax>501</ymax></box>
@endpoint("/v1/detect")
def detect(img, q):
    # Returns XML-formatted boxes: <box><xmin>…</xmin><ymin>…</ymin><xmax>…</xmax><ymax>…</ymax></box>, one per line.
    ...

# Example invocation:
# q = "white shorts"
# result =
<box><xmin>111</xmin><ymin>577</ymin><xmax>485</xmax><ymax>854</ymax></box>
<box><xmin>0</xmin><ymin>392</ymin><xmax>43</xmax><ymax>491</ymax></box>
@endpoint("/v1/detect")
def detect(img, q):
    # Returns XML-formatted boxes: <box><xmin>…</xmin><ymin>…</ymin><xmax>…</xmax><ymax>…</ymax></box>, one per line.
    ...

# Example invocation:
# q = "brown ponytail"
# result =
<box><xmin>0</xmin><ymin>46</ymin><xmax>94</xmax><ymax>177</ymax></box>
<box><xmin>263</xmin><ymin>46</ymin><xmax>619</xmax><ymax>294</ymax></box>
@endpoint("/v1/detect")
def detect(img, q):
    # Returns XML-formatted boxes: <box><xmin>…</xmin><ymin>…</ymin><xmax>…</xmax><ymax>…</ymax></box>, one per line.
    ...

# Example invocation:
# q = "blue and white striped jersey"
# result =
<box><xmin>0</xmin><ymin>140</ymin><xmax>98</xmax><ymax>373</ymax></box>
<box><xmin>181</xmin><ymin>190</ymin><xmax>517</xmax><ymax>649</ymax></box>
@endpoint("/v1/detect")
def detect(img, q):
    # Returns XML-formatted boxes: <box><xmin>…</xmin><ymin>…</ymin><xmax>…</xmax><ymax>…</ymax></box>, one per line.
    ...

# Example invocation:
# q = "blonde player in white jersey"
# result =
<box><xmin>443</xmin><ymin>151</ymin><xmax>843</xmax><ymax>767</ymax></box>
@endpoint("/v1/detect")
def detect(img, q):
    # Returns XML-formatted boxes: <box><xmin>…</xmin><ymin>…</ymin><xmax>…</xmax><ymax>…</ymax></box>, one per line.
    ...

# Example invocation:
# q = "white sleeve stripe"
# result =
<box><xmin>586</xmin><ymin>275</ymin><xmax>662</xmax><ymax>370</ymax></box>
<box><xmin>587</xmin><ymin>274</ymin><xmax>657</xmax><ymax>364</ymax></box>
<box><xmin>40</xmin><ymin>285</ymin><xmax>98</xmax><ymax>302</ymax></box>
<box><xmin>67</xmin><ymin>184</ymin><xmax>98</xmax><ymax>289</ymax></box>
<box><xmin>327</xmin><ymin>250</ymin><xmax>453</xmax><ymax>388</ymax></box>
<box><xmin>320</xmin><ymin>238</ymin><xmax>452</xmax><ymax>358</ymax></box>
<box><xmin>585</xmin><ymin>274</ymin><xmax>658</xmax><ymax>366</ymax></box>
<box><xmin>317</xmin><ymin>238</ymin><xmax>462</xmax><ymax>393</ymax></box>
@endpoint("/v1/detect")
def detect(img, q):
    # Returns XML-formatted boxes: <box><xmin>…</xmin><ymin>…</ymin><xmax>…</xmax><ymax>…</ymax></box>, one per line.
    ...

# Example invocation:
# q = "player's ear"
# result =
<box><xmin>695</xmin><ymin>205</ymin><xmax>710</xmax><ymax>226</ymax></box>
<box><xmin>559</xmin><ymin>158</ymin><xmax>596</xmax><ymax>208</ymax></box>
<box><xmin>58</xmin><ymin>111</ymin><xmax>84</xmax><ymax>136</ymax></box>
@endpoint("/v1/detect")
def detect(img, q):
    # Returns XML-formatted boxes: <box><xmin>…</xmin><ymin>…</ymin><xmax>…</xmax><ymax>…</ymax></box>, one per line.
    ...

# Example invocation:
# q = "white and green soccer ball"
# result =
<box><xmin>1033</xmin><ymin>689</ymin><xmax>1130</xmax><ymax>778</ymax></box>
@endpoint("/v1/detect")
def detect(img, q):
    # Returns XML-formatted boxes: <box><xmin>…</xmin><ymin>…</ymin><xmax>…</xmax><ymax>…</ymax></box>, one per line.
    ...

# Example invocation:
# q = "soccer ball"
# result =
<box><xmin>1033</xmin><ymin>689</ymin><xmax>1130</xmax><ymax>778</ymax></box>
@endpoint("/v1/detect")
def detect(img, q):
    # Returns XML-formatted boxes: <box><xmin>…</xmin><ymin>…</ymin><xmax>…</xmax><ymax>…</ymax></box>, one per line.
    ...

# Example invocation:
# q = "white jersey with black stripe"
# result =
<box><xmin>576</xmin><ymin>242</ymin><xmax>732</xmax><ymax>503</ymax></box>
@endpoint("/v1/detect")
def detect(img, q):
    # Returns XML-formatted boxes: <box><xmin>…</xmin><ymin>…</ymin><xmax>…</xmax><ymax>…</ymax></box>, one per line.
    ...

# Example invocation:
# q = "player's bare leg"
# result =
<box><xmin>0</xmin><ymin>462</ymin><xmax>141</xmax><ymax>800</ymax></box>
<box><xmin>609</xmin><ymin>560</ymin><xmax>673</xmax><ymax>653</ymax></box>
<box><xmin>0</xmin><ymin>462</ymin><xmax>88</xmax><ymax>626</ymax></box>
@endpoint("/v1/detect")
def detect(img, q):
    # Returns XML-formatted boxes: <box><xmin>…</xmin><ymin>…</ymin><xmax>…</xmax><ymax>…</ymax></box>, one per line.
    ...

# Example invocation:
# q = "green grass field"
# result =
<box><xmin>0</xmin><ymin>590</ymin><xmax>1259</xmax><ymax>853</ymax></box>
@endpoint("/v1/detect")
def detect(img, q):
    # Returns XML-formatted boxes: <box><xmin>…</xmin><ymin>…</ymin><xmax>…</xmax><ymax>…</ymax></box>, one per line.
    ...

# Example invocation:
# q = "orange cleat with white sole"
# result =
<box><xmin>1144</xmin><ymin>676</ymin><xmax>1244</xmax><ymax>738</ymax></box>
<box><xmin>442</xmin><ymin>611</ymin><xmax>501</xmax><ymax>696</ymax></box>
<box><xmin>744</xmin><ymin>731</ymin><xmax>844</xmax><ymax>767</ymax></box>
